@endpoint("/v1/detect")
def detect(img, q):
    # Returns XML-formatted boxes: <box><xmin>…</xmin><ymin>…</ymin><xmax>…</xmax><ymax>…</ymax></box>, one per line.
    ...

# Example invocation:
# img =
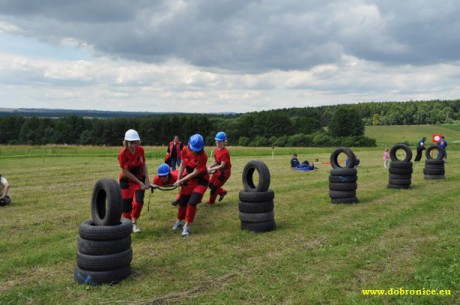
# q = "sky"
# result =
<box><xmin>1</xmin><ymin>0</ymin><xmax>460</xmax><ymax>113</ymax></box>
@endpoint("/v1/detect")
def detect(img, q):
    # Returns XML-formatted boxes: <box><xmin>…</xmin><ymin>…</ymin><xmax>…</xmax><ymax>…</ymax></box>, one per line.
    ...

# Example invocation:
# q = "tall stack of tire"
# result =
<box><xmin>423</xmin><ymin>146</ymin><xmax>446</xmax><ymax>180</ymax></box>
<box><xmin>75</xmin><ymin>179</ymin><xmax>133</xmax><ymax>285</ymax></box>
<box><xmin>239</xmin><ymin>160</ymin><xmax>276</xmax><ymax>232</ymax></box>
<box><xmin>329</xmin><ymin>147</ymin><xmax>358</xmax><ymax>204</ymax></box>
<box><xmin>387</xmin><ymin>144</ymin><xmax>413</xmax><ymax>189</ymax></box>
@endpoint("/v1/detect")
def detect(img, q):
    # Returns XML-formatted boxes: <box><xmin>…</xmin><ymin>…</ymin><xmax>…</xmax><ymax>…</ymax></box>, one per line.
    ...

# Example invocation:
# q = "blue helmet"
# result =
<box><xmin>188</xmin><ymin>134</ymin><xmax>204</xmax><ymax>152</ymax></box>
<box><xmin>157</xmin><ymin>163</ymin><xmax>171</xmax><ymax>176</ymax></box>
<box><xmin>215</xmin><ymin>131</ymin><xmax>227</xmax><ymax>142</ymax></box>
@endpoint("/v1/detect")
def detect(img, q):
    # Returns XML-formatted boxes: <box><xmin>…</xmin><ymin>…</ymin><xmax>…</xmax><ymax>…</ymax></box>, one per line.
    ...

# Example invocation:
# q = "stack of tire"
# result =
<box><xmin>239</xmin><ymin>160</ymin><xmax>276</xmax><ymax>233</ymax></box>
<box><xmin>75</xmin><ymin>179</ymin><xmax>133</xmax><ymax>285</ymax></box>
<box><xmin>423</xmin><ymin>146</ymin><xmax>446</xmax><ymax>180</ymax></box>
<box><xmin>329</xmin><ymin>147</ymin><xmax>359</xmax><ymax>204</ymax></box>
<box><xmin>387</xmin><ymin>144</ymin><xmax>413</xmax><ymax>189</ymax></box>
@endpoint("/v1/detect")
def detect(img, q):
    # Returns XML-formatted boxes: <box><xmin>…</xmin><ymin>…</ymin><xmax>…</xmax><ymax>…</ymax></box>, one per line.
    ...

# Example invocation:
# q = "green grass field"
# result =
<box><xmin>0</xmin><ymin>125</ymin><xmax>459</xmax><ymax>305</ymax></box>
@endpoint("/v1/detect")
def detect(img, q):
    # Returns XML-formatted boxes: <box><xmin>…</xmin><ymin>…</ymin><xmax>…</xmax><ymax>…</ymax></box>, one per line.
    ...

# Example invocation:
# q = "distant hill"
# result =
<box><xmin>0</xmin><ymin>108</ymin><xmax>173</xmax><ymax>118</ymax></box>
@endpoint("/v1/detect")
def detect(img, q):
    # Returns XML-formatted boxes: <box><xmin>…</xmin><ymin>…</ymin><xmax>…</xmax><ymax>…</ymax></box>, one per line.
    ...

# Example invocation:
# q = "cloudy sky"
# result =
<box><xmin>1</xmin><ymin>0</ymin><xmax>460</xmax><ymax>113</ymax></box>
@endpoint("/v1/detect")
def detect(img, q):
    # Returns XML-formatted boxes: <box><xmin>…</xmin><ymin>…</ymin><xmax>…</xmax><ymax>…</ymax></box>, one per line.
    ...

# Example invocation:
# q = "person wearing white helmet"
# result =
<box><xmin>205</xmin><ymin>131</ymin><xmax>231</xmax><ymax>206</ymax></box>
<box><xmin>173</xmin><ymin>134</ymin><xmax>209</xmax><ymax>237</ymax></box>
<box><xmin>118</xmin><ymin>129</ymin><xmax>150</xmax><ymax>233</ymax></box>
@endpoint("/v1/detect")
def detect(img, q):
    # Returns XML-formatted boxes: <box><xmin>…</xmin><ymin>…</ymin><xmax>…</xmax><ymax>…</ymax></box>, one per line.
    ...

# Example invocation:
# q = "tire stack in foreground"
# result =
<box><xmin>329</xmin><ymin>147</ymin><xmax>358</xmax><ymax>204</ymax></box>
<box><xmin>75</xmin><ymin>179</ymin><xmax>133</xmax><ymax>285</ymax></box>
<box><xmin>239</xmin><ymin>160</ymin><xmax>276</xmax><ymax>232</ymax></box>
<box><xmin>423</xmin><ymin>146</ymin><xmax>446</xmax><ymax>180</ymax></box>
<box><xmin>387</xmin><ymin>144</ymin><xmax>413</xmax><ymax>189</ymax></box>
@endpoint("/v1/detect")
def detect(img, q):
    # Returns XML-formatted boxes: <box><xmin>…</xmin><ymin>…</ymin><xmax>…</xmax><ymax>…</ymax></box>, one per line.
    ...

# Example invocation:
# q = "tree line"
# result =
<box><xmin>0</xmin><ymin>100</ymin><xmax>458</xmax><ymax>147</ymax></box>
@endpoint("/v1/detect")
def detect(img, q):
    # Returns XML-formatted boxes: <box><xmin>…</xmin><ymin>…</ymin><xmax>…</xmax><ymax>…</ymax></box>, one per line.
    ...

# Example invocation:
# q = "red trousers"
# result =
<box><xmin>120</xmin><ymin>179</ymin><xmax>145</xmax><ymax>220</ymax></box>
<box><xmin>176</xmin><ymin>177</ymin><xmax>208</xmax><ymax>223</ymax></box>
<box><xmin>207</xmin><ymin>170</ymin><xmax>231</xmax><ymax>204</ymax></box>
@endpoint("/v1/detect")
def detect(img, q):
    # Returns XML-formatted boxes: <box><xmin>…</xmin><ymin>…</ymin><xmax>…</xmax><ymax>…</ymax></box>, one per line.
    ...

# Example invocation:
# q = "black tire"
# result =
<box><xmin>77</xmin><ymin>248</ymin><xmax>132</xmax><ymax>271</ymax></box>
<box><xmin>239</xmin><ymin>211</ymin><xmax>274</xmax><ymax>223</ymax></box>
<box><xmin>329</xmin><ymin>175</ymin><xmax>358</xmax><ymax>183</ymax></box>
<box><xmin>389</xmin><ymin>161</ymin><xmax>413</xmax><ymax>169</ymax></box>
<box><xmin>242</xmin><ymin>160</ymin><xmax>271</xmax><ymax>192</ymax></box>
<box><xmin>331</xmin><ymin>197</ymin><xmax>358</xmax><ymax>204</ymax></box>
<box><xmin>387</xmin><ymin>183</ymin><xmax>410</xmax><ymax>189</ymax></box>
<box><xmin>390</xmin><ymin>144</ymin><xmax>412</xmax><ymax>162</ymax></box>
<box><xmin>241</xmin><ymin>220</ymin><xmax>276</xmax><ymax>233</ymax></box>
<box><xmin>329</xmin><ymin>182</ymin><xmax>357</xmax><ymax>192</ymax></box>
<box><xmin>424</xmin><ymin>174</ymin><xmax>445</xmax><ymax>180</ymax></box>
<box><xmin>77</xmin><ymin>236</ymin><xmax>131</xmax><ymax>256</ymax></box>
<box><xmin>425</xmin><ymin>146</ymin><xmax>445</xmax><ymax>160</ymax></box>
<box><xmin>424</xmin><ymin>164</ymin><xmax>445</xmax><ymax>171</ymax></box>
<box><xmin>79</xmin><ymin>219</ymin><xmax>132</xmax><ymax>241</ymax></box>
<box><xmin>239</xmin><ymin>189</ymin><xmax>274</xmax><ymax>203</ymax></box>
<box><xmin>388</xmin><ymin>178</ymin><xmax>411</xmax><ymax>186</ymax></box>
<box><xmin>389</xmin><ymin>173</ymin><xmax>412</xmax><ymax>180</ymax></box>
<box><xmin>91</xmin><ymin>179</ymin><xmax>123</xmax><ymax>226</ymax></box>
<box><xmin>74</xmin><ymin>265</ymin><xmax>131</xmax><ymax>285</ymax></box>
<box><xmin>423</xmin><ymin>168</ymin><xmax>445</xmax><ymax>175</ymax></box>
<box><xmin>388</xmin><ymin>167</ymin><xmax>413</xmax><ymax>175</ymax></box>
<box><xmin>329</xmin><ymin>168</ymin><xmax>357</xmax><ymax>176</ymax></box>
<box><xmin>425</xmin><ymin>159</ymin><xmax>444</xmax><ymax>166</ymax></box>
<box><xmin>329</xmin><ymin>190</ymin><xmax>356</xmax><ymax>199</ymax></box>
<box><xmin>238</xmin><ymin>200</ymin><xmax>274</xmax><ymax>214</ymax></box>
<box><xmin>330</xmin><ymin>147</ymin><xmax>356</xmax><ymax>169</ymax></box>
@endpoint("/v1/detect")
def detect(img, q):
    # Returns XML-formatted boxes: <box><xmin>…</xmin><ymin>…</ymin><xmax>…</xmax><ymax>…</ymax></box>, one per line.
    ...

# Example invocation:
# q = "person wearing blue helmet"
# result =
<box><xmin>205</xmin><ymin>131</ymin><xmax>231</xmax><ymax>205</ymax></box>
<box><xmin>151</xmin><ymin>163</ymin><xmax>182</xmax><ymax>206</ymax></box>
<box><xmin>173</xmin><ymin>134</ymin><xmax>209</xmax><ymax>237</ymax></box>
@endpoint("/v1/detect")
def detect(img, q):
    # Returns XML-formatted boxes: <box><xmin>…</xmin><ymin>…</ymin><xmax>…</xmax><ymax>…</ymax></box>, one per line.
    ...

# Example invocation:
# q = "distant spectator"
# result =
<box><xmin>167</xmin><ymin>135</ymin><xmax>184</xmax><ymax>170</ymax></box>
<box><xmin>437</xmin><ymin>136</ymin><xmax>448</xmax><ymax>160</ymax></box>
<box><xmin>383</xmin><ymin>147</ymin><xmax>390</xmax><ymax>169</ymax></box>
<box><xmin>414</xmin><ymin>137</ymin><xmax>427</xmax><ymax>161</ymax></box>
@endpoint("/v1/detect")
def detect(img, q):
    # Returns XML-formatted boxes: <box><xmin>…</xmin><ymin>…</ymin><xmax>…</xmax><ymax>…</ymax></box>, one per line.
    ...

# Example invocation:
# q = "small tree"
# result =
<box><xmin>328</xmin><ymin>107</ymin><xmax>364</xmax><ymax>137</ymax></box>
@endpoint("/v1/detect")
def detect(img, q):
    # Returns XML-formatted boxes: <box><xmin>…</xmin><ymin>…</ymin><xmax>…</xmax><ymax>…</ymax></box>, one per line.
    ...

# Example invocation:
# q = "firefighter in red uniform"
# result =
<box><xmin>118</xmin><ymin>129</ymin><xmax>150</xmax><ymax>233</ymax></box>
<box><xmin>206</xmin><ymin>131</ymin><xmax>231</xmax><ymax>205</ymax></box>
<box><xmin>152</xmin><ymin>163</ymin><xmax>181</xmax><ymax>205</ymax></box>
<box><xmin>173</xmin><ymin>134</ymin><xmax>209</xmax><ymax>237</ymax></box>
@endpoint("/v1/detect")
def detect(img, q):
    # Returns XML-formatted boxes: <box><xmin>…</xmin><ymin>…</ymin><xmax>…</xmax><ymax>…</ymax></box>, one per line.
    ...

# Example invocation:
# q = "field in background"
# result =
<box><xmin>1</xmin><ymin>125</ymin><xmax>459</xmax><ymax>305</ymax></box>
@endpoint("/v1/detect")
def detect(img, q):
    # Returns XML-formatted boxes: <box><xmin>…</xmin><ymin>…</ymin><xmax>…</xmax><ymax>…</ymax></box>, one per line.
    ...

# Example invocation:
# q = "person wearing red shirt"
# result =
<box><xmin>173</xmin><ymin>134</ymin><xmax>209</xmax><ymax>237</ymax></box>
<box><xmin>118</xmin><ymin>129</ymin><xmax>150</xmax><ymax>233</ymax></box>
<box><xmin>206</xmin><ymin>131</ymin><xmax>231</xmax><ymax>205</ymax></box>
<box><xmin>167</xmin><ymin>135</ymin><xmax>184</xmax><ymax>170</ymax></box>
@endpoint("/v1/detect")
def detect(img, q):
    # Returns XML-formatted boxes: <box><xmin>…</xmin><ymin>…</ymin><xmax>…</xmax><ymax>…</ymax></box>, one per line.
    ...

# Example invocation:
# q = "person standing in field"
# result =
<box><xmin>0</xmin><ymin>174</ymin><xmax>11</xmax><ymax>206</ymax></box>
<box><xmin>383</xmin><ymin>147</ymin><xmax>390</xmax><ymax>168</ymax></box>
<box><xmin>414</xmin><ymin>137</ymin><xmax>427</xmax><ymax>161</ymax></box>
<box><xmin>173</xmin><ymin>134</ymin><xmax>209</xmax><ymax>237</ymax></box>
<box><xmin>205</xmin><ymin>132</ymin><xmax>231</xmax><ymax>206</ymax></box>
<box><xmin>167</xmin><ymin>135</ymin><xmax>184</xmax><ymax>170</ymax></box>
<box><xmin>118</xmin><ymin>129</ymin><xmax>150</xmax><ymax>233</ymax></box>
<box><xmin>437</xmin><ymin>136</ymin><xmax>448</xmax><ymax>160</ymax></box>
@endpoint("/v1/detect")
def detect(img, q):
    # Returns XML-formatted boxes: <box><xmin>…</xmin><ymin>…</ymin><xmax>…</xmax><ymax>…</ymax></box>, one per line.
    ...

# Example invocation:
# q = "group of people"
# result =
<box><xmin>383</xmin><ymin>135</ymin><xmax>448</xmax><ymax>168</ymax></box>
<box><xmin>118</xmin><ymin>129</ymin><xmax>231</xmax><ymax>237</ymax></box>
<box><xmin>414</xmin><ymin>135</ymin><xmax>448</xmax><ymax>162</ymax></box>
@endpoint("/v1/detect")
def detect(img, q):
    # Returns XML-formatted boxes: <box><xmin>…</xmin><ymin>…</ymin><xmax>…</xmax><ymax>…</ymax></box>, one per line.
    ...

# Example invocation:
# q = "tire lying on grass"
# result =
<box><xmin>91</xmin><ymin>178</ymin><xmax>123</xmax><ymax>226</ymax></box>
<box><xmin>241</xmin><ymin>220</ymin><xmax>276</xmax><ymax>233</ymax></box>
<box><xmin>242</xmin><ymin>160</ymin><xmax>271</xmax><ymax>192</ymax></box>
<box><xmin>238</xmin><ymin>200</ymin><xmax>274</xmax><ymax>214</ymax></box>
<box><xmin>239</xmin><ymin>211</ymin><xmax>274</xmax><ymax>223</ymax></box>
<box><xmin>329</xmin><ymin>175</ymin><xmax>358</xmax><ymax>183</ymax></box>
<box><xmin>329</xmin><ymin>182</ymin><xmax>357</xmax><ymax>192</ymax></box>
<box><xmin>74</xmin><ymin>265</ymin><xmax>131</xmax><ymax>286</ymax></box>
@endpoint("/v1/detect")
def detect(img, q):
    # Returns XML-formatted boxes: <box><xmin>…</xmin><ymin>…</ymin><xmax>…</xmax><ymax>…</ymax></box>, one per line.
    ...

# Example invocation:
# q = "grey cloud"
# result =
<box><xmin>1</xmin><ymin>0</ymin><xmax>459</xmax><ymax>72</ymax></box>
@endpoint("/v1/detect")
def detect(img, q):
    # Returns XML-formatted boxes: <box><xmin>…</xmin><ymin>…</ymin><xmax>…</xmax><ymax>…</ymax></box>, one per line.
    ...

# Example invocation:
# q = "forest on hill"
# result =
<box><xmin>0</xmin><ymin>100</ymin><xmax>458</xmax><ymax>147</ymax></box>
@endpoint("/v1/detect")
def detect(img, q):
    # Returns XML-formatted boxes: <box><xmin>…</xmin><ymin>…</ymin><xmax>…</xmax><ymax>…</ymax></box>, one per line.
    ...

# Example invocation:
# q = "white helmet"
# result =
<box><xmin>124</xmin><ymin>129</ymin><xmax>140</xmax><ymax>141</ymax></box>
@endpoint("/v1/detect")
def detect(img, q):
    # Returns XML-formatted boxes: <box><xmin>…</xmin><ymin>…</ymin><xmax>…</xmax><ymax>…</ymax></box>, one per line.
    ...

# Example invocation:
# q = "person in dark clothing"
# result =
<box><xmin>414</xmin><ymin>137</ymin><xmax>427</xmax><ymax>161</ymax></box>
<box><xmin>167</xmin><ymin>135</ymin><xmax>184</xmax><ymax>170</ymax></box>
<box><xmin>290</xmin><ymin>154</ymin><xmax>300</xmax><ymax>168</ymax></box>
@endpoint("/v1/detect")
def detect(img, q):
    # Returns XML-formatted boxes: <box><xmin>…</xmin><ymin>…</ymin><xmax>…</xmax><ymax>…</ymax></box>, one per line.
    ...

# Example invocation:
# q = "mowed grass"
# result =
<box><xmin>1</xmin><ymin>137</ymin><xmax>460</xmax><ymax>304</ymax></box>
